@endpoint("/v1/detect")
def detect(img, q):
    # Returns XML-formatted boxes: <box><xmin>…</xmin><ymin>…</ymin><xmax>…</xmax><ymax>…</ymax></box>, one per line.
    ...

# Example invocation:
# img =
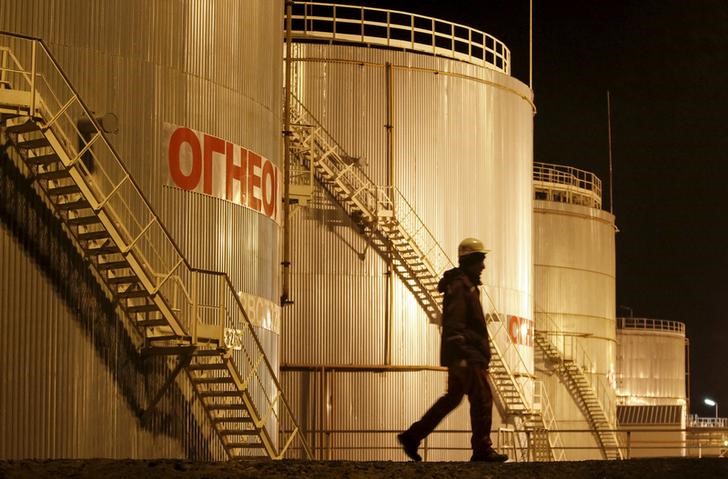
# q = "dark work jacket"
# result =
<box><xmin>438</xmin><ymin>267</ymin><xmax>491</xmax><ymax>368</ymax></box>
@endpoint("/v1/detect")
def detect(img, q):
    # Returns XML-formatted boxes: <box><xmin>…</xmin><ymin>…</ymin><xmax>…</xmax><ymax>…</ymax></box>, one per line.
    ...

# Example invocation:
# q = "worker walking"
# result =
<box><xmin>398</xmin><ymin>237</ymin><xmax>508</xmax><ymax>463</ymax></box>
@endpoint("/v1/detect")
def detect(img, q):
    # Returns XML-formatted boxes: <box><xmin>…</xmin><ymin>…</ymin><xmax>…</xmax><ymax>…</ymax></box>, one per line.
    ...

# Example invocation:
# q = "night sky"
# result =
<box><xmin>315</xmin><ymin>0</ymin><xmax>728</xmax><ymax>417</ymax></box>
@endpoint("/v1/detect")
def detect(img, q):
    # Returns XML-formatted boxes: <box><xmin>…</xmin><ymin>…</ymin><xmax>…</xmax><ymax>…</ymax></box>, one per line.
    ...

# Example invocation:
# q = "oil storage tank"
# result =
<box><xmin>533</xmin><ymin>162</ymin><xmax>618</xmax><ymax>459</ymax></box>
<box><xmin>615</xmin><ymin>317</ymin><xmax>687</xmax><ymax>457</ymax></box>
<box><xmin>281</xmin><ymin>2</ymin><xmax>534</xmax><ymax>460</ymax></box>
<box><xmin>0</xmin><ymin>0</ymin><xmax>283</xmax><ymax>459</ymax></box>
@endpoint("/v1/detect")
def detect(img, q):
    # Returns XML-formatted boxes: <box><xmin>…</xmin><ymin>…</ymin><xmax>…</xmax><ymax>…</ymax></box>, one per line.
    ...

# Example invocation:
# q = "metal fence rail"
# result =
<box><xmin>617</xmin><ymin>317</ymin><xmax>686</xmax><ymax>334</ymax></box>
<box><xmin>290</xmin><ymin>1</ymin><xmax>510</xmax><ymax>74</ymax></box>
<box><xmin>533</xmin><ymin>162</ymin><xmax>602</xmax><ymax>209</ymax></box>
<box><xmin>282</xmin><ymin>426</ymin><xmax>728</xmax><ymax>461</ymax></box>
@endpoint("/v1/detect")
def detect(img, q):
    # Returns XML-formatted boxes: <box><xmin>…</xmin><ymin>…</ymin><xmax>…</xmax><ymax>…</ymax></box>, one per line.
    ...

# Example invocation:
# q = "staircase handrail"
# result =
<box><xmin>290</xmin><ymin>94</ymin><xmax>453</xmax><ymax>278</ymax></box>
<box><xmin>534</xmin><ymin>380</ymin><xmax>566</xmax><ymax>460</ymax></box>
<box><xmin>376</xmin><ymin>185</ymin><xmax>454</xmax><ymax>280</ymax></box>
<box><xmin>0</xmin><ymin>31</ymin><xmax>311</xmax><ymax>459</ymax></box>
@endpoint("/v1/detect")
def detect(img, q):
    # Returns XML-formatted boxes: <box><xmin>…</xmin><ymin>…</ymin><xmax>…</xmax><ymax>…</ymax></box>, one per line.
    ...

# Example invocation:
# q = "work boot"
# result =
<box><xmin>470</xmin><ymin>448</ymin><xmax>508</xmax><ymax>462</ymax></box>
<box><xmin>397</xmin><ymin>432</ymin><xmax>422</xmax><ymax>462</ymax></box>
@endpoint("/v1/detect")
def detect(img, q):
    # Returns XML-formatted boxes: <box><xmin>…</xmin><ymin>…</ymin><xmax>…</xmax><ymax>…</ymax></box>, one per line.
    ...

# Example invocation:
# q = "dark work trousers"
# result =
<box><xmin>404</xmin><ymin>363</ymin><xmax>493</xmax><ymax>454</ymax></box>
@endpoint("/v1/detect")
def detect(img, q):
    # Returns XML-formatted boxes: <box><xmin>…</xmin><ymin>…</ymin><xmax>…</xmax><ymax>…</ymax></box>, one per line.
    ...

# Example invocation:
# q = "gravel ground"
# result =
<box><xmin>1</xmin><ymin>458</ymin><xmax>728</xmax><ymax>479</ymax></box>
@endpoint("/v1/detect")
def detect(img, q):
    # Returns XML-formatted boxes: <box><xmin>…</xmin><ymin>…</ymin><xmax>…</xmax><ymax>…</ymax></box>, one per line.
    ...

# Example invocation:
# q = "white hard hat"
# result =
<box><xmin>457</xmin><ymin>237</ymin><xmax>489</xmax><ymax>258</ymax></box>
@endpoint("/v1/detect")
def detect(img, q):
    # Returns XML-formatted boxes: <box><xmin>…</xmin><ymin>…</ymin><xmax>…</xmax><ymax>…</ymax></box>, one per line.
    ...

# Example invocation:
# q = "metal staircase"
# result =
<box><xmin>288</xmin><ymin>95</ymin><xmax>563</xmax><ymax>461</ymax></box>
<box><xmin>535</xmin><ymin>330</ymin><xmax>623</xmax><ymax>459</ymax></box>
<box><xmin>289</xmin><ymin>95</ymin><xmax>447</xmax><ymax>324</ymax></box>
<box><xmin>0</xmin><ymin>32</ymin><xmax>310</xmax><ymax>460</ymax></box>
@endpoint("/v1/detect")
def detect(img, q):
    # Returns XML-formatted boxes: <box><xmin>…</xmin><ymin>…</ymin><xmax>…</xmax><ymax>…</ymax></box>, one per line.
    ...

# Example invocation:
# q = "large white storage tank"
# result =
<box><xmin>0</xmin><ymin>0</ymin><xmax>282</xmax><ymax>458</ymax></box>
<box><xmin>281</xmin><ymin>3</ymin><xmax>534</xmax><ymax>460</ymax></box>
<box><xmin>533</xmin><ymin>162</ymin><xmax>617</xmax><ymax>459</ymax></box>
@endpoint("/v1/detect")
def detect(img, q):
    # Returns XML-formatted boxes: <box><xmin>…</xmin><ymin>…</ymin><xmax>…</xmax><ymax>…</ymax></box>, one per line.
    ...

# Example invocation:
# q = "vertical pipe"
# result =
<box><xmin>319</xmin><ymin>366</ymin><xmax>325</xmax><ymax>460</ymax></box>
<box><xmin>685</xmin><ymin>337</ymin><xmax>690</xmax><ymax>422</ymax></box>
<box><xmin>384</xmin><ymin>62</ymin><xmax>394</xmax><ymax>365</ymax></box>
<box><xmin>281</xmin><ymin>1</ymin><xmax>293</xmax><ymax>305</ymax></box>
<box><xmin>30</xmin><ymin>41</ymin><xmax>37</xmax><ymax>113</ymax></box>
<box><xmin>191</xmin><ymin>272</ymin><xmax>198</xmax><ymax>344</ymax></box>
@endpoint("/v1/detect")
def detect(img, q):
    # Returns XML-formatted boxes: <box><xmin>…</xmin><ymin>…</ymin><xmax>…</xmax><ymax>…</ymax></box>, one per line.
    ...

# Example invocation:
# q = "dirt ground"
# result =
<box><xmin>1</xmin><ymin>458</ymin><xmax>728</xmax><ymax>479</ymax></box>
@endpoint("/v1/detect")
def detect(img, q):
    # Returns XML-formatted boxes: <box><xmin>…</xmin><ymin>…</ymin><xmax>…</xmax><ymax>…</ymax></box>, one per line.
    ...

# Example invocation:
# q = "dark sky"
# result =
<box><xmin>313</xmin><ymin>1</ymin><xmax>728</xmax><ymax>417</ymax></box>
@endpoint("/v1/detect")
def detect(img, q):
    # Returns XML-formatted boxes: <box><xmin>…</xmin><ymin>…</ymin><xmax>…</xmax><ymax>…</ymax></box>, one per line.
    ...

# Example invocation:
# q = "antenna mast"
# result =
<box><xmin>607</xmin><ymin>90</ymin><xmax>614</xmax><ymax>215</ymax></box>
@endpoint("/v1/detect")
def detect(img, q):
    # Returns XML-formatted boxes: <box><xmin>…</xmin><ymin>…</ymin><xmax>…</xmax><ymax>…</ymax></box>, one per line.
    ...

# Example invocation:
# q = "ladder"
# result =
<box><xmin>535</xmin><ymin>330</ymin><xmax>623</xmax><ymax>459</ymax></box>
<box><xmin>289</xmin><ymin>95</ymin><xmax>563</xmax><ymax>461</ymax></box>
<box><xmin>0</xmin><ymin>33</ymin><xmax>310</xmax><ymax>460</ymax></box>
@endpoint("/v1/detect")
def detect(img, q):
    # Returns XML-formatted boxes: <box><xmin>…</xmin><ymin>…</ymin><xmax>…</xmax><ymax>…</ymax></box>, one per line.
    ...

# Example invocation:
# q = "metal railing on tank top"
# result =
<box><xmin>289</xmin><ymin>1</ymin><xmax>511</xmax><ymax>74</ymax></box>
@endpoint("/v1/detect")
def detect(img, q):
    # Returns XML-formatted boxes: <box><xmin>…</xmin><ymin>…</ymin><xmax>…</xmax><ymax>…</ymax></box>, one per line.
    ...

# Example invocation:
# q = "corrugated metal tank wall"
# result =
<box><xmin>0</xmin><ymin>0</ymin><xmax>282</xmax><ymax>308</ymax></box>
<box><xmin>0</xmin><ymin>156</ymin><xmax>221</xmax><ymax>459</ymax></box>
<box><xmin>616</xmin><ymin>320</ymin><xmax>686</xmax><ymax>406</ymax></box>
<box><xmin>533</xmin><ymin>200</ymin><xmax>616</xmax><ymax>374</ymax></box>
<box><xmin>283</xmin><ymin>42</ymin><xmax>533</xmax><ymax>459</ymax></box>
<box><xmin>0</xmin><ymin>0</ymin><xmax>282</xmax><ymax>458</ymax></box>
<box><xmin>533</xmin><ymin>193</ymin><xmax>616</xmax><ymax>459</ymax></box>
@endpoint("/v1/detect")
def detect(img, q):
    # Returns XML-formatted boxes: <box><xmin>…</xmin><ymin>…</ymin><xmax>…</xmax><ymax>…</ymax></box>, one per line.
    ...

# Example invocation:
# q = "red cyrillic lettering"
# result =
<box><xmin>168</xmin><ymin>127</ymin><xmax>202</xmax><ymax>191</ymax></box>
<box><xmin>262</xmin><ymin>159</ymin><xmax>275</xmax><ymax>217</ymax></box>
<box><xmin>203</xmin><ymin>134</ymin><xmax>226</xmax><ymax>195</ymax></box>
<box><xmin>248</xmin><ymin>151</ymin><xmax>262</xmax><ymax>211</ymax></box>
<box><xmin>226</xmin><ymin>144</ymin><xmax>247</xmax><ymax>202</ymax></box>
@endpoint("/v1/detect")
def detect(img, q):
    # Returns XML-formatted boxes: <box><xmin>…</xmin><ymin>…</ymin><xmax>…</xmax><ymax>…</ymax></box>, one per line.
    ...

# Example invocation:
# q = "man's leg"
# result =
<box><xmin>467</xmin><ymin>365</ymin><xmax>506</xmax><ymax>461</ymax></box>
<box><xmin>399</xmin><ymin>368</ymin><xmax>465</xmax><ymax>460</ymax></box>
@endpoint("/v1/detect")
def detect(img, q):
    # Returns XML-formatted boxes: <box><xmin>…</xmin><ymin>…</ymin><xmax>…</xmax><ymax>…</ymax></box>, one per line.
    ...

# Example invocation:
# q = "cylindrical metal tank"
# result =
<box><xmin>282</xmin><ymin>3</ymin><xmax>534</xmax><ymax>460</ymax></box>
<box><xmin>616</xmin><ymin>317</ymin><xmax>687</xmax><ymax>407</ymax></box>
<box><xmin>0</xmin><ymin>0</ymin><xmax>282</xmax><ymax>458</ymax></box>
<box><xmin>533</xmin><ymin>162</ymin><xmax>617</xmax><ymax>459</ymax></box>
<box><xmin>616</xmin><ymin>317</ymin><xmax>687</xmax><ymax>457</ymax></box>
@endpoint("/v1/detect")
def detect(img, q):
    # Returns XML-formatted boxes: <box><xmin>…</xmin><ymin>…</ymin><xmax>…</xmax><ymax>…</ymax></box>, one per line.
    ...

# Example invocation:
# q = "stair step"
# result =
<box><xmin>225</xmin><ymin>442</ymin><xmax>263</xmax><ymax>449</ymax></box>
<box><xmin>18</xmin><ymin>137</ymin><xmax>50</xmax><ymax>150</ymax></box>
<box><xmin>193</xmin><ymin>349</ymin><xmax>227</xmax><ymax>357</ymax></box>
<box><xmin>226</xmin><ymin>442</ymin><xmax>263</xmax><ymax>449</ymax></box>
<box><xmin>6</xmin><ymin>120</ymin><xmax>39</xmax><ymax>134</ymax></box>
<box><xmin>48</xmin><ymin>184</ymin><xmax>81</xmax><ymax>196</ymax></box>
<box><xmin>85</xmin><ymin>245</ymin><xmax>119</xmax><ymax>256</ymax></box>
<box><xmin>117</xmin><ymin>288</ymin><xmax>149</xmax><ymax>299</ymax></box>
<box><xmin>207</xmin><ymin>404</ymin><xmax>247</xmax><ymax>411</ymax></box>
<box><xmin>78</xmin><ymin>230</ymin><xmax>110</xmax><ymax>241</ymax></box>
<box><xmin>219</xmin><ymin>428</ymin><xmax>256</xmax><ymax>436</ymax></box>
<box><xmin>56</xmin><ymin>198</ymin><xmax>90</xmax><ymax>210</ymax></box>
<box><xmin>189</xmin><ymin>363</ymin><xmax>227</xmax><ymax>371</ymax></box>
<box><xmin>137</xmin><ymin>319</ymin><xmax>168</xmax><ymax>327</ymax></box>
<box><xmin>68</xmin><ymin>215</ymin><xmax>101</xmax><ymax>226</ymax></box>
<box><xmin>146</xmin><ymin>334</ymin><xmax>187</xmax><ymax>342</ymax></box>
<box><xmin>191</xmin><ymin>377</ymin><xmax>234</xmax><ymax>384</ymax></box>
<box><xmin>98</xmin><ymin>260</ymin><xmax>129</xmax><ymax>270</ymax></box>
<box><xmin>36</xmin><ymin>169</ymin><xmax>69</xmax><ymax>180</ymax></box>
<box><xmin>28</xmin><ymin>153</ymin><xmax>61</xmax><ymax>166</ymax></box>
<box><xmin>107</xmin><ymin>274</ymin><xmax>138</xmax><ymax>285</ymax></box>
<box><xmin>128</xmin><ymin>303</ymin><xmax>158</xmax><ymax>313</ymax></box>
<box><xmin>211</xmin><ymin>416</ymin><xmax>250</xmax><ymax>424</ymax></box>
<box><xmin>200</xmin><ymin>391</ymin><xmax>240</xmax><ymax>398</ymax></box>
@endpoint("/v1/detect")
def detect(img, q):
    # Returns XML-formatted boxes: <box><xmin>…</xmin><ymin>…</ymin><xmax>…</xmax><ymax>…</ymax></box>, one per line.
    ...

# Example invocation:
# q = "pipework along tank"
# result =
<box><xmin>281</xmin><ymin>3</ymin><xmax>534</xmax><ymax>460</ymax></box>
<box><xmin>533</xmin><ymin>161</ymin><xmax>617</xmax><ymax>459</ymax></box>
<box><xmin>0</xmin><ymin>0</ymin><xmax>282</xmax><ymax>458</ymax></box>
